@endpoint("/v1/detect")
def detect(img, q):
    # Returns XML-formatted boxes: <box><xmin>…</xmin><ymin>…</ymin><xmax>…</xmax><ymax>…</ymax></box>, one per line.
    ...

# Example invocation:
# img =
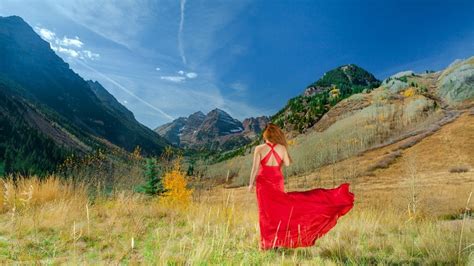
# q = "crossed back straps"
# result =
<box><xmin>260</xmin><ymin>142</ymin><xmax>283</xmax><ymax>167</ymax></box>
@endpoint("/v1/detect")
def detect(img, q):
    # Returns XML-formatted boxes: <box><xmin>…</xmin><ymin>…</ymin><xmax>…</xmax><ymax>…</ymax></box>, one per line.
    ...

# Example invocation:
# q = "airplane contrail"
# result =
<box><xmin>178</xmin><ymin>0</ymin><xmax>187</xmax><ymax>65</ymax></box>
<box><xmin>75</xmin><ymin>59</ymin><xmax>175</xmax><ymax>121</ymax></box>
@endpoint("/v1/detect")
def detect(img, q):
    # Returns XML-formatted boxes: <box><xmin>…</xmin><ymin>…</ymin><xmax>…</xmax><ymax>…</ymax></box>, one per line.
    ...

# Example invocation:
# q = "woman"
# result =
<box><xmin>248</xmin><ymin>123</ymin><xmax>354</xmax><ymax>250</ymax></box>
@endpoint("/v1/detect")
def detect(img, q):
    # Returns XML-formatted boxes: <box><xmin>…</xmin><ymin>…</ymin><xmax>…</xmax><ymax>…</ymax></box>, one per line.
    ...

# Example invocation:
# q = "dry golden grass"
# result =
<box><xmin>0</xmin><ymin>170</ymin><xmax>472</xmax><ymax>264</ymax></box>
<box><xmin>288</xmin><ymin>111</ymin><xmax>474</xmax><ymax>216</ymax></box>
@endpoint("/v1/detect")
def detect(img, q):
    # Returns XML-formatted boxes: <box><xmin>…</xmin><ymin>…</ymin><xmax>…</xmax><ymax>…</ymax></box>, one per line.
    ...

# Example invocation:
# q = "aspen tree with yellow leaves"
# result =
<box><xmin>159</xmin><ymin>156</ymin><xmax>193</xmax><ymax>208</ymax></box>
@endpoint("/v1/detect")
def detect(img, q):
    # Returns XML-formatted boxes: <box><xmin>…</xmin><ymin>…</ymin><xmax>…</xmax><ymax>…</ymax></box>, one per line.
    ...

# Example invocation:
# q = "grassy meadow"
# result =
<box><xmin>0</xmin><ymin>171</ymin><xmax>472</xmax><ymax>265</ymax></box>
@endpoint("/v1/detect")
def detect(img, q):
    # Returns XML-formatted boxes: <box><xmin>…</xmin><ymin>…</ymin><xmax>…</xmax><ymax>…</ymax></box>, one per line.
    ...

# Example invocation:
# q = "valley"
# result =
<box><xmin>0</xmin><ymin>13</ymin><xmax>472</xmax><ymax>265</ymax></box>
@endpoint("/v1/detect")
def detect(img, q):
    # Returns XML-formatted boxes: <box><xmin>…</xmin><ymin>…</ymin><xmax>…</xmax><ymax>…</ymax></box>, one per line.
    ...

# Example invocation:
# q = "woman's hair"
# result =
<box><xmin>262</xmin><ymin>123</ymin><xmax>292</xmax><ymax>163</ymax></box>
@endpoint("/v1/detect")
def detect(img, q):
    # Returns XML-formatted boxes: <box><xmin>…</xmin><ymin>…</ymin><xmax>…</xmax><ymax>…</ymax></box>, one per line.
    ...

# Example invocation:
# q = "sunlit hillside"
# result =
<box><xmin>198</xmin><ymin>57</ymin><xmax>474</xmax><ymax>188</ymax></box>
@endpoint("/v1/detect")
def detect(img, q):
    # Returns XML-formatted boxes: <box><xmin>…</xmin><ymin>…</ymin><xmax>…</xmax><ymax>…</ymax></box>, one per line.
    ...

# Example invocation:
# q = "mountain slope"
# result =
<box><xmin>197</xmin><ymin>57</ymin><xmax>473</xmax><ymax>187</ymax></box>
<box><xmin>155</xmin><ymin>117</ymin><xmax>188</xmax><ymax>146</ymax></box>
<box><xmin>0</xmin><ymin>15</ymin><xmax>168</xmax><ymax>152</ymax></box>
<box><xmin>87</xmin><ymin>80</ymin><xmax>136</xmax><ymax>122</ymax></box>
<box><xmin>0</xmin><ymin>16</ymin><xmax>169</xmax><ymax>175</ymax></box>
<box><xmin>437</xmin><ymin>56</ymin><xmax>474</xmax><ymax>104</ymax></box>
<box><xmin>272</xmin><ymin>64</ymin><xmax>381</xmax><ymax>133</ymax></box>
<box><xmin>0</xmin><ymin>78</ymin><xmax>77</xmax><ymax>175</ymax></box>
<box><xmin>242</xmin><ymin>116</ymin><xmax>270</xmax><ymax>139</ymax></box>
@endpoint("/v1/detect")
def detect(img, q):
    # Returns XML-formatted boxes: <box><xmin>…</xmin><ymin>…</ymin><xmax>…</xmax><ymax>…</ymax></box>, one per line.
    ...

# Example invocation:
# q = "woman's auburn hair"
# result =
<box><xmin>262</xmin><ymin>123</ymin><xmax>292</xmax><ymax>163</ymax></box>
<box><xmin>262</xmin><ymin>123</ymin><xmax>288</xmax><ymax>147</ymax></box>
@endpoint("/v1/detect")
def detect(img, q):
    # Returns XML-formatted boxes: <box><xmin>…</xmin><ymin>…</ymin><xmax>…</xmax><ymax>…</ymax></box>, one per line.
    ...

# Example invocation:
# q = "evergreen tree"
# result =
<box><xmin>135</xmin><ymin>158</ymin><xmax>166</xmax><ymax>196</ymax></box>
<box><xmin>0</xmin><ymin>161</ymin><xmax>4</xmax><ymax>177</ymax></box>
<box><xmin>187</xmin><ymin>161</ymin><xmax>194</xmax><ymax>176</ymax></box>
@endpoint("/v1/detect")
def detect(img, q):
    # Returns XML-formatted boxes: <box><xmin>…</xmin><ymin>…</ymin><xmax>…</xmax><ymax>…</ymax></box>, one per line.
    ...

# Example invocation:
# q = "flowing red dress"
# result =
<box><xmin>255</xmin><ymin>142</ymin><xmax>354</xmax><ymax>250</ymax></box>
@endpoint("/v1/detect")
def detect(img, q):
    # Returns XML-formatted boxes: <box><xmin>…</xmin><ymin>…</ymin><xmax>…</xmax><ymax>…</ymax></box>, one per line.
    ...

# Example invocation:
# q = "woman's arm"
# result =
<box><xmin>248</xmin><ymin>146</ymin><xmax>261</xmax><ymax>191</ymax></box>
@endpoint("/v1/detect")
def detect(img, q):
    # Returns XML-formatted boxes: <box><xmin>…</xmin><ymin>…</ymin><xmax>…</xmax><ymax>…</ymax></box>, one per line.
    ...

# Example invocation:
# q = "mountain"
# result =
<box><xmin>155</xmin><ymin>117</ymin><xmax>188</xmax><ymax>146</ymax></box>
<box><xmin>197</xmin><ymin>109</ymin><xmax>244</xmax><ymax>139</ymax></box>
<box><xmin>87</xmin><ymin>80</ymin><xmax>136</xmax><ymax>121</ymax></box>
<box><xmin>155</xmin><ymin>109</ymin><xmax>269</xmax><ymax>150</ymax></box>
<box><xmin>272</xmin><ymin>64</ymin><xmax>381</xmax><ymax>133</ymax></box>
<box><xmin>242</xmin><ymin>116</ymin><xmax>270</xmax><ymax>139</ymax></box>
<box><xmin>0</xmin><ymin>15</ymin><xmax>169</xmax><ymax>175</ymax></box>
<box><xmin>178</xmin><ymin>111</ymin><xmax>207</xmax><ymax>146</ymax></box>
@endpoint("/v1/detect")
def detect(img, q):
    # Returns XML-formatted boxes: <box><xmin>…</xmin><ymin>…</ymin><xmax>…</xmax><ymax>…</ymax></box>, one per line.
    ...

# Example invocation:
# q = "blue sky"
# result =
<box><xmin>1</xmin><ymin>0</ymin><xmax>473</xmax><ymax>129</ymax></box>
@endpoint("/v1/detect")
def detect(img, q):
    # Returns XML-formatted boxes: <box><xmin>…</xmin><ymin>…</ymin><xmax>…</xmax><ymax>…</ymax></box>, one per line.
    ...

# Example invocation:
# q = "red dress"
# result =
<box><xmin>255</xmin><ymin>142</ymin><xmax>354</xmax><ymax>250</ymax></box>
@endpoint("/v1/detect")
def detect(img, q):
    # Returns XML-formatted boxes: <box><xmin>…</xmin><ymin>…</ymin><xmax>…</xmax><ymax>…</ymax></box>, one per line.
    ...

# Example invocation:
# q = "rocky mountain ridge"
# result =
<box><xmin>155</xmin><ymin>109</ymin><xmax>269</xmax><ymax>150</ymax></box>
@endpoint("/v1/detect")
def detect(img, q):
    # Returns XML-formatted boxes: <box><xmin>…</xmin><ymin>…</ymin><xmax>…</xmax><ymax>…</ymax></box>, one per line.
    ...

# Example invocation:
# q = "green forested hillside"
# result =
<box><xmin>0</xmin><ymin>16</ymin><xmax>169</xmax><ymax>176</ymax></box>
<box><xmin>0</xmin><ymin>82</ymin><xmax>70</xmax><ymax>175</ymax></box>
<box><xmin>272</xmin><ymin>64</ymin><xmax>380</xmax><ymax>132</ymax></box>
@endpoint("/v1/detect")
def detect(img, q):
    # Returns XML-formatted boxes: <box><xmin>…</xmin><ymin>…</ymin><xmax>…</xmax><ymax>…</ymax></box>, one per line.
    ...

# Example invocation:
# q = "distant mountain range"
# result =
<box><xmin>0</xmin><ymin>16</ymin><xmax>169</xmax><ymax>175</ymax></box>
<box><xmin>155</xmin><ymin>109</ymin><xmax>269</xmax><ymax>150</ymax></box>
<box><xmin>155</xmin><ymin>64</ymin><xmax>381</xmax><ymax>150</ymax></box>
<box><xmin>189</xmin><ymin>64</ymin><xmax>382</xmax><ymax>158</ymax></box>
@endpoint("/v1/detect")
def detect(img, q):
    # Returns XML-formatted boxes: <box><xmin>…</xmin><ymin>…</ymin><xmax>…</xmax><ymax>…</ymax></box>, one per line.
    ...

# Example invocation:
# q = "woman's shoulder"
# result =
<box><xmin>255</xmin><ymin>143</ymin><xmax>286</xmax><ymax>151</ymax></box>
<box><xmin>255</xmin><ymin>143</ymin><xmax>266</xmax><ymax>150</ymax></box>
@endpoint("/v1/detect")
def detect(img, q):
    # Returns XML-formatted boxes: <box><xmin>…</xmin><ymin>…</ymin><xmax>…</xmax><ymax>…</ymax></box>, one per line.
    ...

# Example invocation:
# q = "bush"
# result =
<box><xmin>403</xmin><ymin>87</ymin><xmax>416</xmax><ymax>97</ymax></box>
<box><xmin>135</xmin><ymin>158</ymin><xmax>166</xmax><ymax>196</ymax></box>
<box><xmin>159</xmin><ymin>158</ymin><xmax>193</xmax><ymax>208</ymax></box>
<box><xmin>449</xmin><ymin>166</ymin><xmax>470</xmax><ymax>173</ymax></box>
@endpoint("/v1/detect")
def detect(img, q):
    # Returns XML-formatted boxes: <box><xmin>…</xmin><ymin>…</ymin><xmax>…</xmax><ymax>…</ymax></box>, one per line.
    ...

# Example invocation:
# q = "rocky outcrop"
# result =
<box><xmin>242</xmin><ymin>116</ymin><xmax>270</xmax><ymax>138</ymax></box>
<box><xmin>437</xmin><ymin>57</ymin><xmax>474</xmax><ymax>105</ymax></box>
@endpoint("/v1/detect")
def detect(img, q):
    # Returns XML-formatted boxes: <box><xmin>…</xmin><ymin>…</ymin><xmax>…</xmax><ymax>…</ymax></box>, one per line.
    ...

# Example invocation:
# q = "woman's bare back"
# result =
<box><xmin>257</xmin><ymin>142</ymin><xmax>289</xmax><ymax>167</ymax></box>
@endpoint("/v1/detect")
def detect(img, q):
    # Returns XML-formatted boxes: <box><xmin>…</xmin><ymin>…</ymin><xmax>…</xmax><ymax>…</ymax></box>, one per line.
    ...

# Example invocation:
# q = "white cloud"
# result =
<box><xmin>49</xmin><ymin>0</ymin><xmax>156</xmax><ymax>50</ymax></box>
<box><xmin>59</xmin><ymin>36</ymin><xmax>83</xmax><ymax>48</ymax></box>
<box><xmin>34</xmin><ymin>26</ymin><xmax>99</xmax><ymax>61</ymax></box>
<box><xmin>186</xmin><ymin>72</ymin><xmax>197</xmax><ymax>79</ymax></box>
<box><xmin>160</xmin><ymin>71</ymin><xmax>197</xmax><ymax>82</ymax></box>
<box><xmin>160</xmin><ymin>76</ymin><xmax>186</xmax><ymax>83</ymax></box>
<box><xmin>155</xmin><ymin>67</ymin><xmax>161</xmax><ymax>71</ymax></box>
<box><xmin>51</xmin><ymin>45</ymin><xmax>79</xmax><ymax>57</ymax></box>
<box><xmin>178</xmin><ymin>0</ymin><xmax>187</xmax><ymax>65</ymax></box>
<box><xmin>230</xmin><ymin>82</ymin><xmax>247</xmax><ymax>92</ymax></box>
<box><xmin>123</xmin><ymin>100</ymin><xmax>128</xmax><ymax>104</ymax></box>
<box><xmin>36</xmin><ymin>27</ymin><xmax>56</xmax><ymax>41</ymax></box>
<box><xmin>82</xmin><ymin>50</ymin><xmax>100</xmax><ymax>60</ymax></box>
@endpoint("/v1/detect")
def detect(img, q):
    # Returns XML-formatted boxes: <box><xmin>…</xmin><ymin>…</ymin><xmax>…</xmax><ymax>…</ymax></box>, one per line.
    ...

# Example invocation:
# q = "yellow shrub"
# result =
<box><xmin>287</xmin><ymin>139</ymin><xmax>297</xmax><ymax>146</ymax></box>
<box><xmin>329</xmin><ymin>87</ymin><xmax>340</xmax><ymax>98</ymax></box>
<box><xmin>131</xmin><ymin>146</ymin><xmax>142</xmax><ymax>160</ymax></box>
<box><xmin>402</xmin><ymin>87</ymin><xmax>416</xmax><ymax>97</ymax></box>
<box><xmin>160</xmin><ymin>158</ymin><xmax>193</xmax><ymax>208</ymax></box>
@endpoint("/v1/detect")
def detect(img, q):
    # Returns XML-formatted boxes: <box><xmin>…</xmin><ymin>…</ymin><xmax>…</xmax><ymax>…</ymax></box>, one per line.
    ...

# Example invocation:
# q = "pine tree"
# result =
<box><xmin>0</xmin><ymin>161</ymin><xmax>4</xmax><ymax>177</ymax></box>
<box><xmin>135</xmin><ymin>158</ymin><xmax>166</xmax><ymax>196</ymax></box>
<box><xmin>187</xmin><ymin>161</ymin><xmax>194</xmax><ymax>176</ymax></box>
